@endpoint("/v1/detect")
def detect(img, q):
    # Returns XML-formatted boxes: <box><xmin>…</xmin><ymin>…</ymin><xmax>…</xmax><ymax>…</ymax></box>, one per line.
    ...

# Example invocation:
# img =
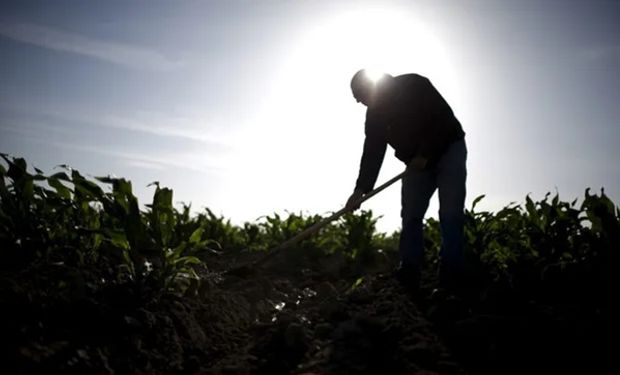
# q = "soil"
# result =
<box><xmin>3</xmin><ymin>248</ymin><xmax>616</xmax><ymax>374</ymax></box>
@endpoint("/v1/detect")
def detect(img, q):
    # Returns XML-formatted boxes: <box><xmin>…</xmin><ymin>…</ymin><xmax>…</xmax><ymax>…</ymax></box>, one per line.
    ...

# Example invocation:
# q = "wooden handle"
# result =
<box><xmin>254</xmin><ymin>169</ymin><xmax>408</xmax><ymax>266</ymax></box>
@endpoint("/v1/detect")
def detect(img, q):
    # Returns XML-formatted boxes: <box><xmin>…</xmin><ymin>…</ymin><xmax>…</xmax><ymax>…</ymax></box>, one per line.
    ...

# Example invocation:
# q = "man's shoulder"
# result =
<box><xmin>395</xmin><ymin>73</ymin><xmax>430</xmax><ymax>85</ymax></box>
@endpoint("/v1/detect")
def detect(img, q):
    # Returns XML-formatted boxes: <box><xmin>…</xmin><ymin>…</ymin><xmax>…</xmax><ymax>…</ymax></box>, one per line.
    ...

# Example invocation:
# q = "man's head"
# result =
<box><xmin>351</xmin><ymin>69</ymin><xmax>391</xmax><ymax>107</ymax></box>
<box><xmin>350</xmin><ymin>69</ymin><xmax>374</xmax><ymax>106</ymax></box>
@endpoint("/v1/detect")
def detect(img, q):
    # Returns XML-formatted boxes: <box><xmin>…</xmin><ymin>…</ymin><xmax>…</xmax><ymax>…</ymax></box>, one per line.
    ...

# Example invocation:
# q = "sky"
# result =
<box><xmin>1</xmin><ymin>0</ymin><xmax>619</xmax><ymax>233</ymax></box>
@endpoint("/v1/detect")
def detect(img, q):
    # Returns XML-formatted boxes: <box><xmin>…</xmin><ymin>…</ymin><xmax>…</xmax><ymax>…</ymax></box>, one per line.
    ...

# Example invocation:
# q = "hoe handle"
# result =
<box><xmin>255</xmin><ymin>169</ymin><xmax>408</xmax><ymax>266</ymax></box>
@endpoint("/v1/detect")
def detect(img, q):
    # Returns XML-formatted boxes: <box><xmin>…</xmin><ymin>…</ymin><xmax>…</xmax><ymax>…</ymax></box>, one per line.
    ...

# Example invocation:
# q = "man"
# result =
<box><xmin>345</xmin><ymin>69</ymin><xmax>467</xmax><ymax>291</ymax></box>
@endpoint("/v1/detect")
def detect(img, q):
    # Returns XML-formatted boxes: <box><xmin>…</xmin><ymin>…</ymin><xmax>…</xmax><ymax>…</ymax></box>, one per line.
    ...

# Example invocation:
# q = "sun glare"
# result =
<box><xmin>271</xmin><ymin>6</ymin><xmax>458</xmax><ymax>109</ymax></box>
<box><xmin>364</xmin><ymin>69</ymin><xmax>385</xmax><ymax>83</ymax></box>
<box><xmin>231</xmin><ymin>6</ymin><xmax>459</xmax><ymax>230</ymax></box>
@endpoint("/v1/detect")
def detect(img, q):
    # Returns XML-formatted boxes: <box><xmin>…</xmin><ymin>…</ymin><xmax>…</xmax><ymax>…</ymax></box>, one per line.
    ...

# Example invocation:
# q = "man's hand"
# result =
<box><xmin>408</xmin><ymin>156</ymin><xmax>428</xmax><ymax>171</ymax></box>
<box><xmin>345</xmin><ymin>189</ymin><xmax>365</xmax><ymax>211</ymax></box>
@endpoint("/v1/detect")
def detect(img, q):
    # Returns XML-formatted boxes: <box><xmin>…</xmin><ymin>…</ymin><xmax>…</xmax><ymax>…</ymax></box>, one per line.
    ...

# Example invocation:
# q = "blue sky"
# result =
<box><xmin>1</xmin><ymin>0</ymin><xmax>619</xmax><ymax>232</ymax></box>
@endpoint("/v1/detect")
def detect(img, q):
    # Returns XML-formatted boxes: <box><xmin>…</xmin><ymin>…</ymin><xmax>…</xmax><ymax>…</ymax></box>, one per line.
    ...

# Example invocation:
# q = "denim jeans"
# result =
<box><xmin>399</xmin><ymin>138</ymin><xmax>467</xmax><ymax>271</ymax></box>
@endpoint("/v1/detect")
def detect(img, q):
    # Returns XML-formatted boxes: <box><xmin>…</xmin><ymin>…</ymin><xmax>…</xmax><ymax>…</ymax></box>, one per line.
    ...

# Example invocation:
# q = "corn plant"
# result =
<box><xmin>0</xmin><ymin>155</ymin><xmax>207</xmax><ymax>298</ymax></box>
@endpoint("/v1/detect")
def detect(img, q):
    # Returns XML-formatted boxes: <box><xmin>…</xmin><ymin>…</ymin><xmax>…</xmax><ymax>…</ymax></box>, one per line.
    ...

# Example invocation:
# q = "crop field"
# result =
<box><xmin>1</xmin><ymin>154</ymin><xmax>618</xmax><ymax>374</ymax></box>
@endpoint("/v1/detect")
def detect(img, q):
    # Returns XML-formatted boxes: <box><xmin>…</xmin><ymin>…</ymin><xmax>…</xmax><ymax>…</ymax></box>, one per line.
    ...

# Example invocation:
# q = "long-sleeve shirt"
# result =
<box><xmin>355</xmin><ymin>74</ymin><xmax>465</xmax><ymax>193</ymax></box>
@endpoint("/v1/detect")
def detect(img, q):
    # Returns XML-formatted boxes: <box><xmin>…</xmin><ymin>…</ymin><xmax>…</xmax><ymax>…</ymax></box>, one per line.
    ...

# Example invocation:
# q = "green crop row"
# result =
<box><xmin>1</xmin><ymin>154</ymin><xmax>618</xmax><ymax>305</ymax></box>
<box><xmin>424</xmin><ymin>189</ymin><xmax>619</xmax><ymax>303</ymax></box>
<box><xmin>0</xmin><ymin>155</ymin><xmax>397</xmax><ymax>300</ymax></box>
<box><xmin>0</xmin><ymin>155</ymin><xmax>210</xmax><ymax>299</ymax></box>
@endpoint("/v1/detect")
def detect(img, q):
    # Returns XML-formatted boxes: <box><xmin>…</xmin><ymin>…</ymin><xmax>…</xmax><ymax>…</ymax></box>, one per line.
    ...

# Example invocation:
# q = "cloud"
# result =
<box><xmin>1</xmin><ymin>105</ymin><xmax>241</xmax><ymax>174</ymax></box>
<box><xmin>2</xmin><ymin>103</ymin><xmax>235</xmax><ymax>147</ymax></box>
<box><xmin>100</xmin><ymin>113</ymin><xmax>234</xmax><ymax>146</ymax></box>
<box><xmin>50</xmin><ymin>139</ymin><xmax>225</xmax><ymax>173</ymax></box>
<box><xmin>125</xmin><ymin>159</ymin><xmax>167</xmax><ymax>171</ymax></box>
<box><xmin>1</xmin><ymin>121</ymin><xmax>227</xmax><ymax>173</ymax></box>
<box><xmin>0</xmin><ymin>22</ymin><xmax>182</xmax><ymax>71</ymax></box>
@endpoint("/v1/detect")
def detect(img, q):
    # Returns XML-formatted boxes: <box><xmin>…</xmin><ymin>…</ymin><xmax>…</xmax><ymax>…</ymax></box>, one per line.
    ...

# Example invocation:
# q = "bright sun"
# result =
<box><xmin>274</xmin><ymin>6</ymin><xmax>458</xmax><ymax>105</ymax></box>
<box><xmin>230</xmin><ymin>6</ymin><xmax>460</xmax><ymax>231</ymax></box>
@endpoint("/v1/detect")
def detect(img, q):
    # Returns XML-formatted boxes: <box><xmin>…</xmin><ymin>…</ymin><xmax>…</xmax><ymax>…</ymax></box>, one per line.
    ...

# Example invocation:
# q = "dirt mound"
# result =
<box><xmin>6</xmin><ymin>247</ymin><xmax>616</xmax><ymax>374</ymax></box>
<box><xmin>210</xmin><ymin>274</ymin><xmax>462</xmax><ymax>374</ymax></box>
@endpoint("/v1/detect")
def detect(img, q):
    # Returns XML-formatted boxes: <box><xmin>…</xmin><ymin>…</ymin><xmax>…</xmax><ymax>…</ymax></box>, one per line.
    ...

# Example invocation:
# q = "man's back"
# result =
<box><xmin>365</xmin><ymin>73</ymin><xmax>465</xmax><ymax>165</ymax></box>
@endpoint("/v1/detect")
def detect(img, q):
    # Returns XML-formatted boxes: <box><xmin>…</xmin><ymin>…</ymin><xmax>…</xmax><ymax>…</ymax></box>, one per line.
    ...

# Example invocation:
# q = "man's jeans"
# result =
<box><xmin>399</xmin><ymin>139</ymin><xmax>467</xmax><ymax>272</ymax></box>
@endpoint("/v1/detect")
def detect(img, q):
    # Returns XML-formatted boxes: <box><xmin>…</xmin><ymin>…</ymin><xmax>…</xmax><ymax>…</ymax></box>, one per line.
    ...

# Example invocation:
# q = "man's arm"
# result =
<box><xmin>346</xmin><ymin>128</ymin><xmax>387</xmax><ymax>211</ymax></box>
<box><xmin>355</xmin><ymin>134</ymin><xmax>387</xmax><ymax>193</ymax></box>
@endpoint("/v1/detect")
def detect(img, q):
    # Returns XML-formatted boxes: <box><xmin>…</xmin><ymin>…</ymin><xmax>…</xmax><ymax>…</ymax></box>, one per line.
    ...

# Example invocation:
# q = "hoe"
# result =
<box><xmin>226</xmin><ymin>169</ymin><xmax>408</xmax><ymax>277</ymax></box>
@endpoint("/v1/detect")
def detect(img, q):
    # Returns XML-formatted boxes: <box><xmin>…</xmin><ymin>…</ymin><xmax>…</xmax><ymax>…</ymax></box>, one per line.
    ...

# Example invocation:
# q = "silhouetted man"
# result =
<box><xmin>345</xmin><ymin>69</ymin><xmax>467</xmax><ymax>291</ymax></box>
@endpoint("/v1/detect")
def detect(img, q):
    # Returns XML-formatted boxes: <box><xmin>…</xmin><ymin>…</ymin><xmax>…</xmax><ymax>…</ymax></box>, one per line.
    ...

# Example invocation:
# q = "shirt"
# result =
<box><xmin>355</xmin><ymin>73</ymin><xmax>465</xmax><ymax>193</ymax></box>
